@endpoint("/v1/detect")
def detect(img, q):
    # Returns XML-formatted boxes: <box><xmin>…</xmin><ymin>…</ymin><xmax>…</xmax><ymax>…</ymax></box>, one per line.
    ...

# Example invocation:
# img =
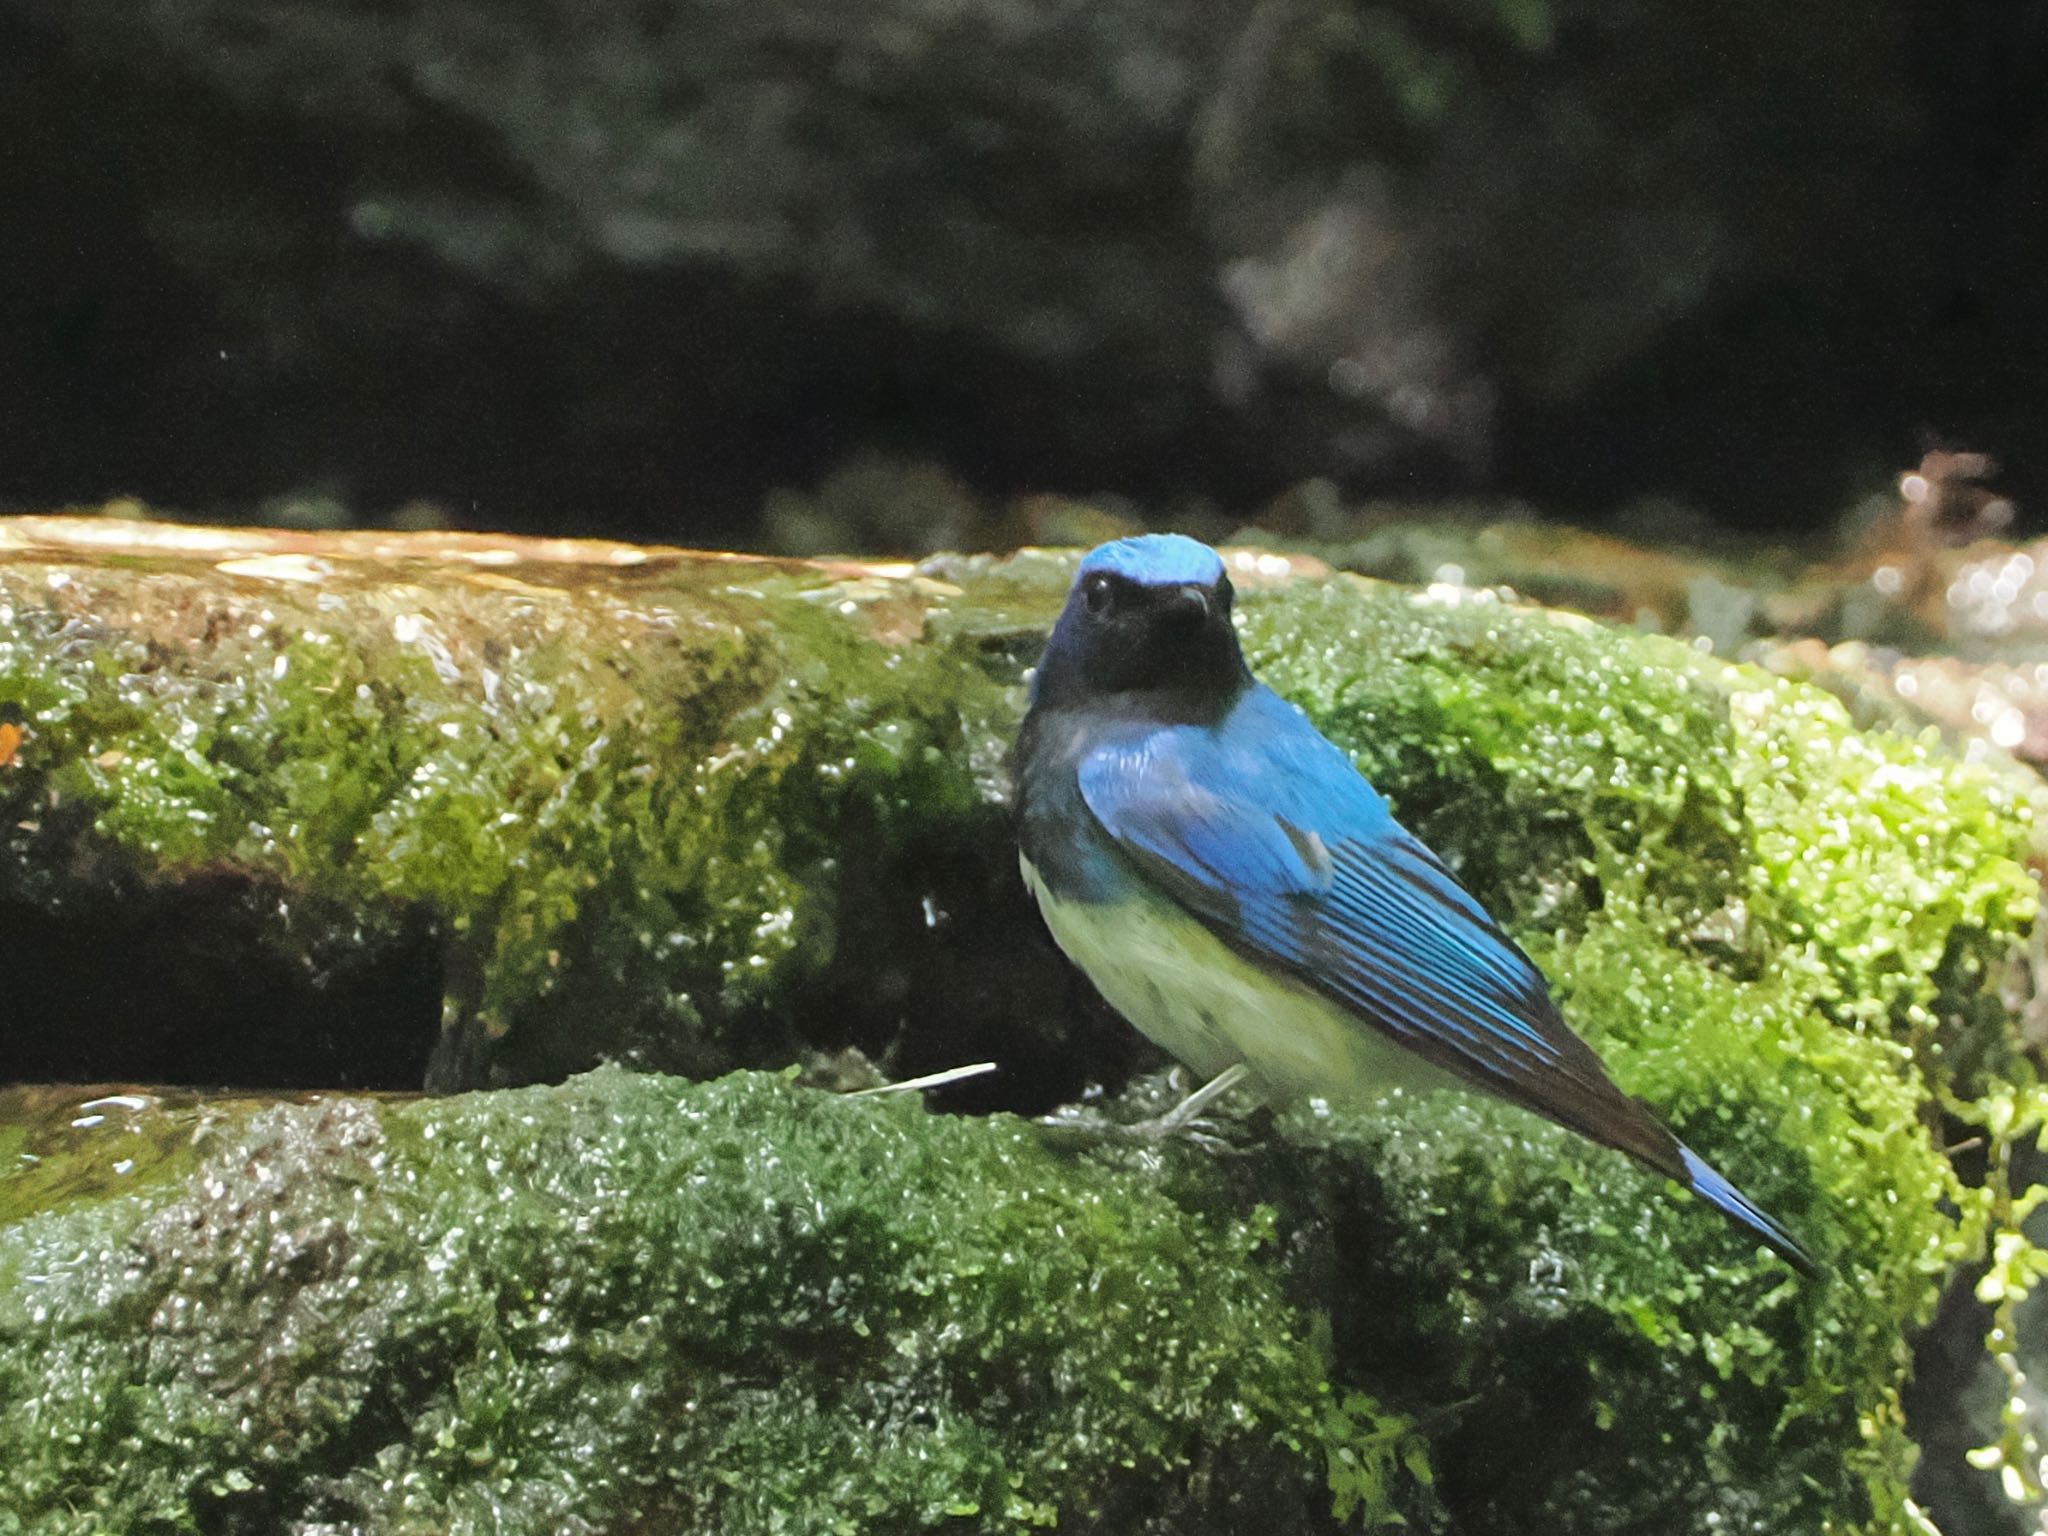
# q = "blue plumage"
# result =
<box><xmin>1015</xmin><ymin>535</ymin><xmax>1818</xmax><ymax>1277</ymax></box>
<box><xmin>1079</xmin><ymin>534</ymin><xmax>1226</xmax><ymax>588</ymax></box>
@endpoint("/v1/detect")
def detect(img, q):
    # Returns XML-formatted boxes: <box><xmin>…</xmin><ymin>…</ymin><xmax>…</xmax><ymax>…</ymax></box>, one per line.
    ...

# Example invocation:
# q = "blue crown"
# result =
<box><xmin>1078</xmin><ymin>534</ymin><xmax>1225</xmax><ymax>589</ymax></box>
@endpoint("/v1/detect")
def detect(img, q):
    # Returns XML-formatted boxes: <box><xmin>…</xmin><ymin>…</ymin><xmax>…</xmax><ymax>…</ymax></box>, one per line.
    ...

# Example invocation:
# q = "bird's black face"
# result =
<box><xmin>1032</xmin><ymin>566</ymin><xmax>1250</xmax><ymax>715</ymax></box>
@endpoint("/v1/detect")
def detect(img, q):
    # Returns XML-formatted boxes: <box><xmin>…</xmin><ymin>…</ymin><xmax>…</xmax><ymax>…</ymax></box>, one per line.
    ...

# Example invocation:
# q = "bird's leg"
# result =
<box><xmin>1128</xmin><ymin>1062</ymin><xmax>1253</xmax><ymax>1141</ymax></box>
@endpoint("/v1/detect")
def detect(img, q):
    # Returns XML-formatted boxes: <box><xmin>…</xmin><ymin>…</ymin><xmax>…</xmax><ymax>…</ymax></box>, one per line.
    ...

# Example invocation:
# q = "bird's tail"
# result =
<box><xmin>1677</xmin><ymin>1145</ymin><xmax>1820</xmax><ymax>1279</ymax></box>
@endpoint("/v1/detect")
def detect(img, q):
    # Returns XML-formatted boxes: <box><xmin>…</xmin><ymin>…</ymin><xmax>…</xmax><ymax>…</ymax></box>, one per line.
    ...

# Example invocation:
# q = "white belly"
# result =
<box><xmin>1021</xmin><ymin>854</ymin><xmax>1454</xmax><ymax>1105</ymax></box>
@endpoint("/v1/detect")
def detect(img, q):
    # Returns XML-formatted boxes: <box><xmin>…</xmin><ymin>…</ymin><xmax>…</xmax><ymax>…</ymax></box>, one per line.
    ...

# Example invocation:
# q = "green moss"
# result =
<box><xmin>2</xmin><ymin>543</ymin><xmax>2043</xmax><ymax>1530</ymax></box>
<box><xmin>0</xmin><ymin>1068</ymin><xmax>1414</xmax><ymax>1535</ymax></box>
<box><xmin>0</xmin><ymin>559</ymin><xmax>1023</xmax><ymax>1082</ymax></box>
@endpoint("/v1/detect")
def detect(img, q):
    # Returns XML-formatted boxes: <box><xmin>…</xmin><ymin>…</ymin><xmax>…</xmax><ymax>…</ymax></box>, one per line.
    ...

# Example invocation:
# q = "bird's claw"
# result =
<box><xmin>1120</xmin><ymin>1098</ymin><xmax>1235</xmax><ymax>1150</ymax></box>
<box><xmin>1125</xmin><ymin>1112</ymin><xmax>1240</xmax><ymax>1154</ymax></box>
<box><xmin>1033</xmin><ymin>1107</ymin><xmax>1245</xmax><ymax>1155</ymax></box>
<box><xmin>1035</xmin><ymin>1063</ymin><xmax>1260</xmax><ymax>1154</ymax></box>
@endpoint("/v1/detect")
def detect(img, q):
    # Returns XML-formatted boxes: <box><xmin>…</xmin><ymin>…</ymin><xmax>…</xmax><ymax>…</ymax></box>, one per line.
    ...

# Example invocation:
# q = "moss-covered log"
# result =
<box><xmin>1</xmin><ymin>514</ymin><xmax>2045</xmax><ymax>1532</ymax></box>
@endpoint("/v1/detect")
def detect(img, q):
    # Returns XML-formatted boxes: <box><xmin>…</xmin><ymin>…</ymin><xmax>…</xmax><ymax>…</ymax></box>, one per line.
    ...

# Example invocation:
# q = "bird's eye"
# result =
<box><xmin>1083</xmin><ymin>573</ymin><xmax>1116</xmax><ymax>615</ymax></box>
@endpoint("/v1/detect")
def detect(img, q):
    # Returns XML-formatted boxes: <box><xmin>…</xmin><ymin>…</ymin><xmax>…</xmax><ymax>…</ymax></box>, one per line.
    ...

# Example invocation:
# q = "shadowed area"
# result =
<box><xmin>0</xmin><ymin>893</ymin><xmax>441</xmax><ymax>1092</ymax></box>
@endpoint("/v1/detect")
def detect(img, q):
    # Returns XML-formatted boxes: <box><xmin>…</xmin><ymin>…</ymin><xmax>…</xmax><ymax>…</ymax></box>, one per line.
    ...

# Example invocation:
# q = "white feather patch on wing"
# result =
<box><xmin>1021</xmin><ymin>854</ymin><xmax>1456</xmax><ymax>1104</ymax></box>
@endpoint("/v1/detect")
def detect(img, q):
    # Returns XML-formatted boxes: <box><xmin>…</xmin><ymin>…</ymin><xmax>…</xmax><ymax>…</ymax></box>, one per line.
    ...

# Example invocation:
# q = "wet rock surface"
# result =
<box><xmin>0</xmin><ymin>518</ymin><xmax>1118</xmax><ymax>1102</ymax></box>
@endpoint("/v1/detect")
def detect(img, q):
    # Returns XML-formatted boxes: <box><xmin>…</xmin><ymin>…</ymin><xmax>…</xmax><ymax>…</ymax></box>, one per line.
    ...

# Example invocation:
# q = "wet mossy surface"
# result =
<box><xmin>0</xmin><ymin>520</ymin><xmax>2043</xmax><ymax>1531</ymax></box>
<box><xmin>0</xmin><ymin>1069</ymin><xmax>1417</xmax><ymax>1535</ymax></box>
<box><xmin>0</xmin><ymin>530</ymin><xmax>1096</xmax><ymax>1100</ymax></box>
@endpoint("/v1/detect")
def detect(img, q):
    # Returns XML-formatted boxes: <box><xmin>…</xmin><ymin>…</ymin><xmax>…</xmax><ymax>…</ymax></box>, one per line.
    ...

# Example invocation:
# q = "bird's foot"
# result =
<box><xmin>1039</xmin><ymin>1064</ymin><xmax>1256</xmax><ymax>1153</ymax></box>
<box><xmin>1123</xmin><ymin>1063</ymin><xmax>1252</xmax><ymax>1146</ymax></box>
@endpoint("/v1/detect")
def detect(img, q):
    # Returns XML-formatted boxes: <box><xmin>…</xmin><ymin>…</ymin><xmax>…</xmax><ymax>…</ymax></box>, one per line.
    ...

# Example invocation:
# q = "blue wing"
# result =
<box><xmin>1077</xmin><ymin>684</ymin><xmax>1815</xmax><ymax>1274</ymax></box>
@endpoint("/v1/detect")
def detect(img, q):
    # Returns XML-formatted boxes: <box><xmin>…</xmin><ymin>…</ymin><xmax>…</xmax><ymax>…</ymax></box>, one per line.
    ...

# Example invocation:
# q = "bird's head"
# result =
<box><xmin>1031</xmin><ymin>535</ymin><xmax>1250</xmax><ymax>715</ymax></box>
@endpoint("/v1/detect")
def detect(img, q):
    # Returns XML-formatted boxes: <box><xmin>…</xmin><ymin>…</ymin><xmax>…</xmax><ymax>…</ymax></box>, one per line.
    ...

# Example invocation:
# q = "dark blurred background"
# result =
<box><xmin>1</xmin><ymin>0</ymin><xmax>2044</xmax><ymax>549</ymax></box>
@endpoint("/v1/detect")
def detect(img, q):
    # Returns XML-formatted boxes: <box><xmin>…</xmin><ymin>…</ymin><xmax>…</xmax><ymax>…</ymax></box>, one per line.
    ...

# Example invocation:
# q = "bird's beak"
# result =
<box><xmin>1169</xmin><ymin>584</ymin><xmax>1212</xmax><ymax>621</ymax></box>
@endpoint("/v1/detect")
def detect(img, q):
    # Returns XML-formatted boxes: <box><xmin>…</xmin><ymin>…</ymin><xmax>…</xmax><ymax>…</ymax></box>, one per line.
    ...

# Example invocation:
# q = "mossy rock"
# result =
<box><xmin>0</xmin><ymin>1069</ymin><xmax>1416</xmax><ymax>1535</ymax></box>
<box><xmin>1</xmin><ymin>516</ymin><xmax>2045</xmax><ymax>1531</ymax></box>
<box><xmin>0</xmin><ymin>520</ymin><xmax>1091</xmax><ymax>1098</ymax></box>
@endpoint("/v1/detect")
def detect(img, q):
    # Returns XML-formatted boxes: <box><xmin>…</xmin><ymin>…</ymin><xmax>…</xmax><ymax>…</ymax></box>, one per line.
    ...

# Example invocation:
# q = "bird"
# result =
<box><xmin>1012</xmin><ymin>533</ymin><xmax>1817</xmax><ymax>1277</ymax></box>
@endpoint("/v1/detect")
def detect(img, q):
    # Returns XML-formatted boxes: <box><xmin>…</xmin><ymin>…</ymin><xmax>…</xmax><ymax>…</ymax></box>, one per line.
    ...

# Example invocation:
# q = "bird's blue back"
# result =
<box><xmin>1067</xmin><ymin>685</ymin><xmax>1616</xmax><ymax>1136</ymax></box>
